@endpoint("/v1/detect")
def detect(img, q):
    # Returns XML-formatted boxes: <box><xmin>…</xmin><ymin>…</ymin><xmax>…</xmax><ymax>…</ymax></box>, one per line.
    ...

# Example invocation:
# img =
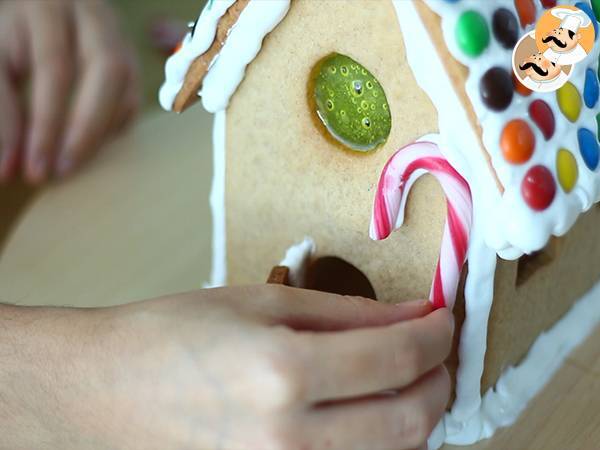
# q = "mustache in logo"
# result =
<box><xmin>542</xmin><ymin>35</ymin><xmax>567</xmax><ymax>48</ymax></box>
<box><xmin>519</xmin><ymin>62</ymin><xmax>549</xmax><ymax>76</ymax></box>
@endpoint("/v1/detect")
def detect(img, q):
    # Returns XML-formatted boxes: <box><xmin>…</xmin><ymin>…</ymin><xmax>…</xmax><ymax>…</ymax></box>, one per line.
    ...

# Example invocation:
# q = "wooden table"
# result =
<box><xmin>0</xmin><ymin>109</ymin><xmax>598</xmax><ymax>450</ymax></box>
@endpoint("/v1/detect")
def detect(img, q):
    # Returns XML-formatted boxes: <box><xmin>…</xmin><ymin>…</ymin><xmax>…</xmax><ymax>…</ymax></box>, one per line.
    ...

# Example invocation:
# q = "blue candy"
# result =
<box><xmin>578</xmin><ymin>128</ymin><xmax>600</xmax><ymax>170</ymax></box>
<box><xmin>584</xmin><ymin>68</ymin><xmax>600</xmax><ymax>108</ymax></box>
<box><xmin>575</xmin><ymin>2</ymin><xmax>598</xmax><ymax>39</ymax></box>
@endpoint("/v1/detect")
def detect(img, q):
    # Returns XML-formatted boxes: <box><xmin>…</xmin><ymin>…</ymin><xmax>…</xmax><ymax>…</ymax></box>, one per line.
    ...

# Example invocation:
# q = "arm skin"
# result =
<box><xmin>0</xmin><ymin>286</ymin><xmax>453</xmax><ymax>450</ymax></box>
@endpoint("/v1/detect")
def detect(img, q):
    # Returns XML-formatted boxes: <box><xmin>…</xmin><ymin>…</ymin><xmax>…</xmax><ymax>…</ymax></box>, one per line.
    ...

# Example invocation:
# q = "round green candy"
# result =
<box><xmin>592</xmin><ymin>0</ymin><xmax>600</xmax><ymax>22</ymax></box>
<box><xmin>455</xmin><ymin>10</ymin><xmax>490</xmax><ymax>57</ymax></box>
<box><xmin>313</xmin><ymin>53</ymin><xmax>391</xmax><ymax>152</ymax></box>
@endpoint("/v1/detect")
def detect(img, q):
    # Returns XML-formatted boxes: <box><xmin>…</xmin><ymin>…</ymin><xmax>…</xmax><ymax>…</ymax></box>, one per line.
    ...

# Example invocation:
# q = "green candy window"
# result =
<box><xmin>311</xmin><ymin>53</ymin><xmax>391</xmax><ymax>152</ymax></box>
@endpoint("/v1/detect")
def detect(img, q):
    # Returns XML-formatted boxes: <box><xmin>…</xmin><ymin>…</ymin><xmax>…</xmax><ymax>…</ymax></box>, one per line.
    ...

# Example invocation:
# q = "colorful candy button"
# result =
<box><xmin>540</xmin><ymin>0</ymin><xmax>557</xmax><ymax>8</ymax></box>
<box><xmin>593</xmin><ymin>0</ymin><xmax>600</xmax><ymax>21</ymax></box>
<box><xmin>556</xmin><ymin>149</ymin><xmax>578</xmax><ymax>193</ymax></box>
<box><xmin>578</xmin><ymin>128</ymin><xmax>600</xmax><ymax>170</ymax></box>
<box><xmin>492</xmin><ymin>8</ymin><xmax>519</xmax><ymax>49</ymax></box>
<box><xmin>521</xmin><ymin>165</ymin><xmax>556</xmax><ymax>211</ymax></box>
<box><xmin>584</xmin><ymin>68</ymin><xmax>599</xmax><ymax>108</ymax></box>
<box><xmin>480</xmin><ymin>67</ymin><xmax>514</xmax><ymax>111</ymax></box>
<box><xmin>456</xmin><ymin>11</ymin><xmax>490</xmax><ymax>57</ymax></box>
<box><xmin>514</xmin><ymin>0</ymin><xmax>536</xmax><ymax>27</ymax></box>
<box><xmin>557</xmin><ymin>82</ymin><xmax>582</xmax><ymax>123</ymax></box>
<box><xmin>528</xmin><ymin>100</ymin><xmax>555</xmax><ymax>140</ymax></box>
<box><xmin>513</xmin><ymin>72</ymin><xmax>532</xmax><ymax>97</ymax></box>
<box><xmin>501</xmin><ymin>119</ymin><xmax>535</xmax><ymax>164</ymax></box>
<box><xmin>597</xmin><ymin>113</ymin><xmax>600</xmax><ymax>137</ymax></box>
<box><xmin>575</xmin><ymin>2</ymin><xmax>598</xmax><ymax>38</ymax></box>
<box><xmin>312</xmin><ymin>53</ymin><xmax>391</xmax><ymax>152</ymax></box>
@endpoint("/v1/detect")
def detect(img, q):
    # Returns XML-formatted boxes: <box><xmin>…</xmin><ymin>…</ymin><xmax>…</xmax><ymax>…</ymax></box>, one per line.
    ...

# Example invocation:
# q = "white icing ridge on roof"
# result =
<box><xmin>159</xmin><ymin>0</ymin><xmax>236</xmax><ymax>111</ymax></box>
<box><xmin>424</xmin><ymin>0</ymin><xmax>600</xmax><ymax>258</ymax></box>
<box><xmin>159</xmin><ymin>0</ymin><xmax>290</xmax><ymax>113</ymax></box>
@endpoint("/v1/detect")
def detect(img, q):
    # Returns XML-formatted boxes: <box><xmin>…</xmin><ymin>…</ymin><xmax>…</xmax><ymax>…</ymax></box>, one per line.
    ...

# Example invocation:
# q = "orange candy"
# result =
<box><xmin>513</xmin><ymin>73</ymin><xmax>532</xmax><ymax>97</ymax></box>
<box><xmin>501</xmin><ymin>119</ymin><xmax>536</xmax><ymax>164</ymax></box>
<box><xmin>515</xmin><ymin>0</ymin><xmax>537</xmax><ymax>27</ymax></box>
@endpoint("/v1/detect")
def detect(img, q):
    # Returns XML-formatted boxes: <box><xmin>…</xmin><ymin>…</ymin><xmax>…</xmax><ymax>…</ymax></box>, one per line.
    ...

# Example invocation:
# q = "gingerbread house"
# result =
<box><xmin>159</xmin><ymin>0</ymin><xmax>600</xmax><ymax>447</ymax></box>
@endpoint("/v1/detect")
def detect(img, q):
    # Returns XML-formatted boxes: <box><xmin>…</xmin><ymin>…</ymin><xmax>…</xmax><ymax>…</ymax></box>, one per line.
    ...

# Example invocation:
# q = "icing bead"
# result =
<box><xmin>578</xmin><ymin>128</ymin><xmax>600</xmax><ymax>170</ymax></box>
<box><xmin>521</xmin><ymin>165</ymin><xmax>556</xmax><ymax>211</ymax></box>
<box><xmin>513</xmin><ymin>72</ymin><xmax>532</xmax><ymax>97</ymax></box>
<box><xmin>556</xmin><ymin>149</ymin><xmax>578</xmax><ymax>193</ymax></box>
<box><xmin>540</xmin><ymin>0</ymin><xmax>557</xmax><ymax>8</ymax></box>
<box><xmin>514</xmin><ymin>0</ymin><xmax>536</xmax><ymax>28</ymax></box>
<box><xmin>528</xmin><ymin>100</ymin><xmax>555</xmax><ymax>140</ymax></box>
<box><xmin>584</xmin><ymin>68</ymin><xmax>599</xmax><ymax>108</ymax></box>
<box><xmin>480</xmin><ymin>67</ymin><xmax>514</xmax><ymax>111</ymax></box>
<box><xmin>455</xmin><ymin>11</ymin><xmax>490</xmax><ymax>57</ymax></box>
<box><xmin>556</xmin><ymin>82</ymin><xmax>582</xmax><ymax>123</ymax></box>
<box><xmin>501</xmin><ymin>119</ymin><xmax>535</xmax><ymax>164</ymax></box>
<box><xmin>312</xmin><ymin>53</ymin><xmax>391</xmax><ymax>152</ymax></box>
<box><xmin>593</xmin><ymin>0</ymin><xmax>600</xmax><ymax>21</ymax></box>
<box><xmin>575</xmin><ymin>2</ymin><xmax>598</xmax><ymax>38</ymax></box>
<box><xmin>492</xmin><ymin>8</ymin><xmax>519</xmax><ymax>49</ymax></box>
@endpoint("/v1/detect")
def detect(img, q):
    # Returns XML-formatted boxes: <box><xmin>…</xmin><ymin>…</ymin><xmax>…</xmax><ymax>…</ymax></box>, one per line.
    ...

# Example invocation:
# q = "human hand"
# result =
<box><xmin>0</xmin><ymin>0</ymin><xmax>139</xmax><ymax>185</ymax></box>
<box><xmin>2</xmin><ymin>286</ymin><xmax>452</xmax><ymax>450</ymax></box>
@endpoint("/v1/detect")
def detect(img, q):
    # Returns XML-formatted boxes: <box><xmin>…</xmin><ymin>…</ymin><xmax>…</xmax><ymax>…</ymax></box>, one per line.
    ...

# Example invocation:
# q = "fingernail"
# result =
<box><xmin>55</xmin><ymin>156</ymin><xmax>73</xmax><ymax>178</ymax></box>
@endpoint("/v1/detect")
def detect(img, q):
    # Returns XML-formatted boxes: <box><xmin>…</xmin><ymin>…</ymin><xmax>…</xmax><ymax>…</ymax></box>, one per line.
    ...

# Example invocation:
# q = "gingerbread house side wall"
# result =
<box><xmin>223</xmin><ymin>0</ymin><xmax>451</xmax><ymax>302</ymax></box>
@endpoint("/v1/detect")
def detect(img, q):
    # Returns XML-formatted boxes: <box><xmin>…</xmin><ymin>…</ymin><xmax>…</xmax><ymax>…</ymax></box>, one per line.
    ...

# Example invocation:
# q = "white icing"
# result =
<box><xmin>159</xmin><ymin>0</ymin><xmax>237</xmax><ymax>111</ymax></box>
<box><xmin>424</xmin><ymin>0</ymin><xmax>600</xmax><ymax>258</ymax></box>
<box><xmin>278</xmin><ymin>238</ymin><xmax>316</xmax><ymax>287</ymax></box>
<box><xmin>206</xmin><ymin>110</ymin><xmax>227</xmax><ymax>288</ymax></box>
<box><xmin>430</xmin><ymin>277</ymin><xmax>600</xmax><ymax>448</ymax></box>
<box><xmin>158</xmin><ymin>0</ymin><xmax>291</xmax><ymax>113</ymax></box>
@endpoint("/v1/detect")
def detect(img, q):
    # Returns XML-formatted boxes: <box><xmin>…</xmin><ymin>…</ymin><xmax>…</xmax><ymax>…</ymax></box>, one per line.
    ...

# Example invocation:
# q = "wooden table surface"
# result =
<box><xmin>0</xmin><ymin>109</ymin><xmax>598</xmax><ymax>450</ymax></box>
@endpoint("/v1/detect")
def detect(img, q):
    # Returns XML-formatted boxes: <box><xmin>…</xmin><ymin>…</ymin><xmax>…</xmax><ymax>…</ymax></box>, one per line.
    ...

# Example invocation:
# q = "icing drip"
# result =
<box><xmin>206</xmin><ymin>110</ymin><xmax>227</xmax><ymax>288</ymax></box>
<box><xmin>370</xmin><ymin>141</ymin><xmax>473</xmax><ymax>310</ymax></box>
<box><xmin>159</xmin><ymin>0</ymin><xmax>291</xmax><ymax>113</ymax></box>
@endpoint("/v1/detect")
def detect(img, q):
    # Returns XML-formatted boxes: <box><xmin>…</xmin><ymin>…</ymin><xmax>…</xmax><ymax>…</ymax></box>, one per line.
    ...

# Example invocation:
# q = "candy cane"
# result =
<box><xmin>370</xmin><ymin>141</ymin><xmax>472</xmax><ymax>310</ymax></box>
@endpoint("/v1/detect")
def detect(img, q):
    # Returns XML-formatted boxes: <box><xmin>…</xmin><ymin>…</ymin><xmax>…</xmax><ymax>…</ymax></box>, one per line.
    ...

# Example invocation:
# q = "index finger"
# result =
<box><xmin>297</xmin><ymin>307</ymin><xmax>454</xmax><ymax>403</ymax></box>
<box><xmin>25</xmin><ymin>2</ymin><xmax>73</xmax><ymax>184</ymax></box>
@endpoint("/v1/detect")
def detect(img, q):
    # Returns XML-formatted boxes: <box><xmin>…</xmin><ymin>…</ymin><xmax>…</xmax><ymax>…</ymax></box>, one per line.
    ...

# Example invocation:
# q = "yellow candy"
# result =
<box><xmin>556</xmin><ymin>82</ymin><xmax>582</xmax><ymax>123</ymax></box>
<box><xmin>556</xmin><ymin>148</ymin><xmax>578</xmax><ymax>193</ymax></box>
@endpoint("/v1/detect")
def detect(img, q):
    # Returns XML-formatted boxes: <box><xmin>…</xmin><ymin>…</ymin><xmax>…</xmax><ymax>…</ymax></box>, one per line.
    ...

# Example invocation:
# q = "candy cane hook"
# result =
<box><xmin>370</xmin><ymin>141</ymin><xmax>473</xmax><ymax>310</ymax></box>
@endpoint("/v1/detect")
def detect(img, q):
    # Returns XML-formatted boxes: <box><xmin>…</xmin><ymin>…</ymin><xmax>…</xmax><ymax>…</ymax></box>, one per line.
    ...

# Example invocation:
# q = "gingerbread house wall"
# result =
<box><xmin>224</xmin><ymin>0</ymin><xmax>450</xmax><ymax>302</ymax></box>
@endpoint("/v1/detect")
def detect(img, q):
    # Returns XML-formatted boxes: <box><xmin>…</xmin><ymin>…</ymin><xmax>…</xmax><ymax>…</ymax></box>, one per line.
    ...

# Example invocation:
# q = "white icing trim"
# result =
<box><xmin>159</xmin><ymin>0</ymin><xmax>237</xmax><ymax>111</ymax></box>
<box><xmin>159</xmin><ymin>0</ymin><xmax>291</xmax><ymax>114</ymax></box>
<box><xmin>429</xmin><ymin>277</ymin><xmax>600</xmax><ymax>449</ymax></box>
<box><xmin>279</xmin><ymin>238</ymin><xmax>316</xmax><ymax>287</ymax></box>
<box><xmin>206</xmin><ymin>110</ymin><xmax>227</xmax><ymax>288</ymax></box>
<box><xmin>424</xmin><ymin>0</ymin><xmax>600</xmax><ymax>257</ymax></box>
<box><xmin>200</xmin><ymin>0</ymin><xmax>290</xmax><ymax>112</ymax></box>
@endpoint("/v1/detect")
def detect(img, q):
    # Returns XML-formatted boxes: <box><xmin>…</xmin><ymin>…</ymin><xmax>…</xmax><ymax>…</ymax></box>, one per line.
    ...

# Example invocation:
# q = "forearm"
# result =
<box><xmin>0</xmin><ymin>304</ymin><xmax>101</xmax><ymax>449</ymax></box>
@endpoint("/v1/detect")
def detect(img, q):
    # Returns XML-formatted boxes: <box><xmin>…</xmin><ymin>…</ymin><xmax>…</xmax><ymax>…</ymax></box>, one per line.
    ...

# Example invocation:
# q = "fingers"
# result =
<box><xmin>55</xmin><ymin>1</ymin><xmax>132</xmax><ymax>178</ymax></box>
<box><xmin>0</xmin><ymin>66</ymin><xmax>23</xmax><ymax>183</ymax></box>
<box><xmin>232</xmin><ymin>285</ymin><xmax>434</xmax><ymax>331</ymax></box>
<box><xmin>299</xmin><ymin>308</ymin><xmax>454</xmax><ymax>402</ymax></box>
<box><xmin>25</xmin><ymin>2</ymin><xmax>73</xmax><ymax>184</ymax></box>
<box><xmin>305</xmin><ymin>366</ymin><xmax>450</xmax><ymax>450</ymax></box>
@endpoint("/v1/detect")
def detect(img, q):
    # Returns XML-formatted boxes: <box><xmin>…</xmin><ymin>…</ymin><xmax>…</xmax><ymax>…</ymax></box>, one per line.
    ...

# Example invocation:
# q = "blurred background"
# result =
<box><xmin>112</xmin><ymin>0</ymin><xmax>207</xmax><ymax>110</ymax></box>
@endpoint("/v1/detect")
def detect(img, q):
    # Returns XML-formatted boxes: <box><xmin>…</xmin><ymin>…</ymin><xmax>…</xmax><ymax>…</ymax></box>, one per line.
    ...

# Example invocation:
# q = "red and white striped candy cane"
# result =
<box><xmin>370</xmin><ymin>141</ymin><xmax>472</xmax><ymax>310</ymax></box>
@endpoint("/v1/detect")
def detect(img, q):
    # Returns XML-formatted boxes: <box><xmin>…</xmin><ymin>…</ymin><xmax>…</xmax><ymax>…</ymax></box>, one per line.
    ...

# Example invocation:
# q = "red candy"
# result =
<box><xmin>515</xmin><ymin>0</ymin><xmax>536</xmax><ymax>27</ymax></box>
<box><xmin>540</xmin><ymin>0</ymin><xmax>557</xmax><ymax>8</ymax></box>
<box><xmin>529</xmin><ymin>100</ymin><xmax>556</xmax><ymax>141</ymax></box>
<box><xmin>521</xmin><ymin>165</ymin><xmax>556</xmax><ymax>211</ymax></box>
